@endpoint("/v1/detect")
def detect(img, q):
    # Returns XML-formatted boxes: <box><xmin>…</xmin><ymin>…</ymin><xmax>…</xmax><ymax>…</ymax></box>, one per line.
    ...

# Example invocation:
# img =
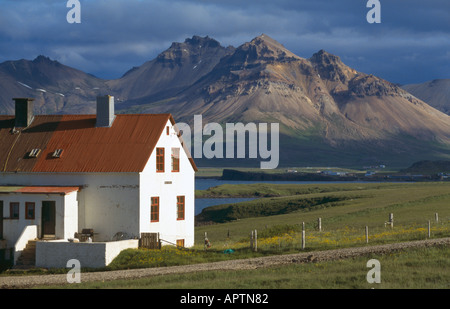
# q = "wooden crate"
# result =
<box><xmin>140</xmin><ymin>233</ymin><xmax>161</xmax><ymax>249</ymax></box>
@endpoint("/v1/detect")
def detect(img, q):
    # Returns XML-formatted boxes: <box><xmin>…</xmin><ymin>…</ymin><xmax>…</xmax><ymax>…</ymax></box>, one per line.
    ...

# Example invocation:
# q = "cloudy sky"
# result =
<box><xmin>0</xmin><ymin>0</ymin><xmax>448</xmax><ymax>85</ymax></box>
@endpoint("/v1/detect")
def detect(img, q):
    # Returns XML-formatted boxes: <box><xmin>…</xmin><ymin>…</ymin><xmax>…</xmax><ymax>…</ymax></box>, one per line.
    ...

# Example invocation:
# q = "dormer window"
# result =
<box><xmin>28</xmin><ymin>148</ymin><xmax>41</xmax><ymax>158</ymax></box>
<box><xmin>52</xmin><ymin>149</ymin><xmax>63</xmax><ymax>158</ymax></box>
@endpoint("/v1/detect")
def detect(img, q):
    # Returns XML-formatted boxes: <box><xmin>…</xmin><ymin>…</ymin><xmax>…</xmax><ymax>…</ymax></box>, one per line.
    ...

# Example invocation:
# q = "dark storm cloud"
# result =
<box><xmin>0</xmin><ymin>0</ymin><xmax>448</xmax><ymax>84</ymax></box>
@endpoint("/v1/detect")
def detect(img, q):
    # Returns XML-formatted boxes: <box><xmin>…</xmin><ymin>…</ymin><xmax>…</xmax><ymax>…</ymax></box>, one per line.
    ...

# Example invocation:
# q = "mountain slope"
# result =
<box><xmin>108</xmin><ymin>36</ymin><xmax>234</xmax><ymax>109</ymax></box>
<box><xmin>0</xmin><ymin>56</ymin><xmax>110</xmax><ymax>114</ymax></box>
<box><xmin>0</xmin><ymin>35</ymin><xmax>449</xmax><ymax>167</ymax></box>
<box><xmin>143</xmin><ymin>35</ymin><xmax>450</xmax><ymax>140</ymax></box>
<box><xmin>402</xmin><ymin>79</ymin><xmax>450</xmax><ymax>115</ymax></box>
<box><xmin>135</xmin><ymin>34</ymin><xmax>450</xmax><ymax>166</ymax></box>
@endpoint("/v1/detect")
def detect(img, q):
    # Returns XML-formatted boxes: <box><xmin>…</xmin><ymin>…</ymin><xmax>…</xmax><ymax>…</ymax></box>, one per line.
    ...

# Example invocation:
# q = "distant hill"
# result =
<box><xmin>402</xmin><ymin>79</ymin><xmax>450</xmax><ymax>115</ymax></box>
<box><xmin>0</xmin><ymin>55</ymin><xmax>109</xmax><ymax>115</ymax></box>
<box><xmin>402</xmin><ymin>160</ymin><xmax>450</xmax><ymax>174</ymax></box>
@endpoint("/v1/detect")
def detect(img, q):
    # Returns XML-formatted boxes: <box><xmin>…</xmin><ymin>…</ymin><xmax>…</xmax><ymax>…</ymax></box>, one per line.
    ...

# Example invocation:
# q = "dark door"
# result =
<box><xmin>0</xmin><ymin>201</ymin><xmax>3</xmax><ymax>239</ymax></box>
<box><xmin>42</xmin><ymin>201</ymin><xmax>56</xmax><ymax>236</ymax></box>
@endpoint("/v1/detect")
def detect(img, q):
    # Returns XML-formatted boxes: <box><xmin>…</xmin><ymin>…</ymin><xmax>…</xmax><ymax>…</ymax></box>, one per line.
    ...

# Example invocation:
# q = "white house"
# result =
<box><xmin>0</xmin><ymin>96</ymin><xmax>197</xmax><ymax>268</ymax></box>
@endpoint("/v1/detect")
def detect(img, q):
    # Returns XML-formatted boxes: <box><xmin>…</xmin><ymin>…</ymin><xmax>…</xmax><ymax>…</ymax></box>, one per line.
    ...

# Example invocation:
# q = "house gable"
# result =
<box><xmin>0</xmin><ymin>113</ymin><xmax>196</xmax><ymax>173</ymax></box>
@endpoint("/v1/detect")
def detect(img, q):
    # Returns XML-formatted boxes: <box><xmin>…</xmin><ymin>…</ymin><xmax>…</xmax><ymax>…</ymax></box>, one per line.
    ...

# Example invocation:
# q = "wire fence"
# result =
<box><xmin>198</xmin><ymin>213</ymin><xmax>450</xmax><ymax>253</ymax></box>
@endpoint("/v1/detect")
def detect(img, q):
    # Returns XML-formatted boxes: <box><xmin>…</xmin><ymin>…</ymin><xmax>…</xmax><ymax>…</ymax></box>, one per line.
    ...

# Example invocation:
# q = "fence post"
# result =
<box><xmin>318</xmin><ymin>218</ymin><xmax>322</xmax><ymax>232</ymax></box>
<box><xmin>250</xmin><ymin>230</ymin><xmax>254</xmax><ymax>251</ymax></box>
<box><xmin>389</xmin><ymin>213</ymin><xmax>394</xmax><ymax>228</ymax></box>
<box><xmin>254</xmin><ymin>229</ymin><xmax>257</xmax><ymax>252</ymax></box>
<box><xmin>301</xmin><ymin>222</ymin><xmax>305</xmax><ymax>250</ymax></box>
<box><xmin>428</xmin><ymin>220</ymin><xmax>431</xmax><ymax>238</ymax></box>
<box><xmin>365</xmin><ymin>226</ymin><xmax>369</xmax><ymax>244</ymax></box>
<box><xmin>435</xmin><ymin>213</ymin><xmax>439</xmax><ymax>223</ymax></box>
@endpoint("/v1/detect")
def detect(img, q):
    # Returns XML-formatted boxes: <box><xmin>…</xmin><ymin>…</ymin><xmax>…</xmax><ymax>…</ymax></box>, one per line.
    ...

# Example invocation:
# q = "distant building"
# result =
<box><xmin>322</xmin><ymin>170</ymin><xmax>347</xmax><ymax>176</ymax></box>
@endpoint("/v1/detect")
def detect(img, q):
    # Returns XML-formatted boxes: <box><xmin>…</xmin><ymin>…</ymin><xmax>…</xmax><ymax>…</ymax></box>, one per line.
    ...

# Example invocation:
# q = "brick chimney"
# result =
<box><xmin>13</xmin><ymin>98</ymin><xmax>35</xmax><ymax>128</ymax></box>
<box><xmin>96</xmin><ymin>95</ymin><xmax>115</xmax><ymax>127</ymax></box>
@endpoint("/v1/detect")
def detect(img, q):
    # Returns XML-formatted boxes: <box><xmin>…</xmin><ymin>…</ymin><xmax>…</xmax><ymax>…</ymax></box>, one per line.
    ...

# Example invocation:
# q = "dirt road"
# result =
<box><xmin>1</xmin><ymin>237</ymin><xmax>449</xmax><ymax>288</ymax></box>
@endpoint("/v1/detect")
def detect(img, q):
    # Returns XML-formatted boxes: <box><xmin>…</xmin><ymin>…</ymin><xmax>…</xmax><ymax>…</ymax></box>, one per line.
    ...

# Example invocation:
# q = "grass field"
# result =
<box><xmin>8</xmin><ymin>181</ymin><xmax>450</xmax><ymax>289</ymax></box>
<box><xmin>38</xmin><ymin>245</ymin><xmax>450</xmax><ymax>289</ymax></box>
<box><xmin>194</xmin><ymin>182</ymin><xmax>450</xmax><ymax>249</ymax></box>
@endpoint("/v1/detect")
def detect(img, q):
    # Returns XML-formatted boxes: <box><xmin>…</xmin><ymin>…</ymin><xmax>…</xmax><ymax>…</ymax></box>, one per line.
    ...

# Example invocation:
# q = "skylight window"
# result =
<box><xmin>28</xmin><ymin>148</ymin><xmax>41</xmax><ymax>158</ymax></box>
<box><xmin>52</xmin><ymin>149</ymin><xmax>63</xmax><ymax>158</ymax></box>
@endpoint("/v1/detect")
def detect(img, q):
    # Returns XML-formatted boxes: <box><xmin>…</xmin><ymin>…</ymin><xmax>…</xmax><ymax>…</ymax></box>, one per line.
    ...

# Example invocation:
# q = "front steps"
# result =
<box><xmin>13</xmin><ymin>240</ymin><xmax>37</xmax><ymax>269</ymax></box>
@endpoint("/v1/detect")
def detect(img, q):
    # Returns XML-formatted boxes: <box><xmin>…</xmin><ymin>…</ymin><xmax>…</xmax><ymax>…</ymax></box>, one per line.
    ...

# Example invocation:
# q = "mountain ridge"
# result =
<box><xmin>0</xmin><ymin>34</ymin><xmax>449</xmax><ymax>167</ymax></box>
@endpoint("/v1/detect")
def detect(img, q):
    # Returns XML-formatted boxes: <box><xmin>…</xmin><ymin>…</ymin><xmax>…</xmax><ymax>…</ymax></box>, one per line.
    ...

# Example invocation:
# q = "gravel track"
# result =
<box><xmin>1</xmin><ymin>237</ymin><xmax>449</xmax><ymax>289</ymax></box>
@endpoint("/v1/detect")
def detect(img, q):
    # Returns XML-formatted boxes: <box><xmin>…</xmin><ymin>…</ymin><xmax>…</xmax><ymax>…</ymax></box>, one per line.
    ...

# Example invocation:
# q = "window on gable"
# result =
<box><xmin>177</xmin><ymin>196</ymin><xmax>185</xmax><ymax>220</ymax></box>
<box><xmin>151</xmin><ymin>197</ymin><xmax>159</xmax><ymax>222</ymax></box>
<box><xmin>25</xmin><ymin>202</ymin><xmax>35</xmax><ymax>220</ymax></box>
<box><xmin>28</xmin><ymin>148</ymin><xmax>41</xmax><ymax>158</ymax></box>
<box><xmin>10</xmin><ymin>202</ymin><xmax>19</xmax><ymax>219</ymax></box>
<box><xmin>156</xmin><ymin>148</ymin><xmax>165</xmax><ymax>172</ymax></box>
<box><xmin>171</xmin><ymin>148</ymin><xmax>180</xmax><ymax>172</ymax></box>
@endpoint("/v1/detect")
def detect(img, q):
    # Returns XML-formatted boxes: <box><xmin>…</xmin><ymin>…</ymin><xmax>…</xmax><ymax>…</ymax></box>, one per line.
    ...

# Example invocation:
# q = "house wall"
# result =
<box><xmin>0</xmin><ymin>193</ymin><xmax>66</xmax><ymax>248</ymax></box>
<box><xmin>0</xmin><ymin>173</ymin><xmax>140</xmax><ymax>242</ymax></box>
<box><xmin>63</xmin><ymin>192</ymin><xmax>78</xmax><ymax>240</ymax></box>
<box><xmin>36</xmin><ymin>239</ymin><xmax>139</xmax><ymax>268</ymax></box>
<box><xmin>139</xmin><ymin>119</ymin><xmax>195</xmax><ymax>247</ymax></box>
<box><xmin>0</xmin><ymin>120</ymin><xmax>196</xmax><ymax>247</ymax></box>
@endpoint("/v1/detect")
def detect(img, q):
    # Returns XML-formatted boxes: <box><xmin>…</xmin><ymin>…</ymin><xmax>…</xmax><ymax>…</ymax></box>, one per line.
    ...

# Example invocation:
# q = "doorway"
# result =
<box><xmin>41</xmin><ymin>201</ymin><xmax>56</xmax><ymax>237</ymax></box>
<box><xmin>0</xmin><ymin>201</ymin><xmax>3</xmax><ymax>239</ymax></box>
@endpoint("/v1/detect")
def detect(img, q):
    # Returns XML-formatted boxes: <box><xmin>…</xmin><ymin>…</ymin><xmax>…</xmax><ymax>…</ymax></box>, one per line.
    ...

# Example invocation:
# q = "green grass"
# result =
<box><xmin>36</xmin><ymin>245</ymin><xmax>450</xmax><ymax>289</ymax></box>
<box><xmin>195</xmin><ymin>182</ymin><xmax>450</xmax><ymax>244</ymax></box>
<box><xmin>5</xmin><ymin>182</ymin><xmax>450</xmax><ymax>289</ymax></box>
<box><xmin>113</xmin><ymin>181</ymin><xmax>450</xmax><ymax>273</ymax></box>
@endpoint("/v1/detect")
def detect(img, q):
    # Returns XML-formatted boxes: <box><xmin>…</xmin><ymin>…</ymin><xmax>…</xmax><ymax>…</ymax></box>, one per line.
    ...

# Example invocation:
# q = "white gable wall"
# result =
<box><xmin>139</xmin><ymin>119</ymin><xmax>195</xmax><ymax>247</ymax></box>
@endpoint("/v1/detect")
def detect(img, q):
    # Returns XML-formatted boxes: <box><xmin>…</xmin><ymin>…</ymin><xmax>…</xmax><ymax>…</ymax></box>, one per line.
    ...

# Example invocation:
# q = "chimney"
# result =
<box><xmin>13</xmin><ymin>98</ymin><xmax>35</xmax><ymax>128</ymax></box>
<box><xmin>96</xmin><ymin>95</ymin><xmax>115</xmax><ymax>127</ymax></box>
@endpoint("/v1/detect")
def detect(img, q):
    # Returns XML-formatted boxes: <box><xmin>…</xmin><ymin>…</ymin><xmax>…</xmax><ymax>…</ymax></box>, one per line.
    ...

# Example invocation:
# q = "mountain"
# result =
<box><xmin>1</xmin><ymin>35</ymin><xmax>449</xmax><ymax>167</ymax></box>
<box><xmin>108</xmin><ymin>36</ymin><xmax>235</xmax><ymax>109</ymax></box>
<box><xmin>0</xmin><ymin>55</ymin><xmax>110</xmax><ymax>114</ymax></box>
<box><xmin>133</xmin><ymin>34</ymin><xmax>450</xmax><ymax>167</ymax></box>
<box><xmin>402</xmin><ymin>79</ymin><xmax>450</xmax><ymax>115</ymax></box>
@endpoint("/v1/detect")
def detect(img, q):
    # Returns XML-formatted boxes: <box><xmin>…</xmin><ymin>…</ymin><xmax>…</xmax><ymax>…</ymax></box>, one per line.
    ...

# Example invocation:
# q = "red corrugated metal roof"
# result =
<box><xmin>15</xmin><ymin>186</ymin><xmax>81</xmax><ymax>194</ymax></box>
<box><xmin>0</xmin><ymin>186</ymin><xmax>80</xmax><ymax>194</ymax></box>
<box><xmin>0</xmin><ymin>113</ymin><xmax>197</xmax><ymax>173</ymax></box>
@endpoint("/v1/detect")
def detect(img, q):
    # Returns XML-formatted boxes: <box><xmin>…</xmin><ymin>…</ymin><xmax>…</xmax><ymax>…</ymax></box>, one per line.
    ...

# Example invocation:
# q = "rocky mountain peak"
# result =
<box><xmin>309</xmin><ymin>49</ymin><xmax>355</xmax><ymax>83</ymax></box>
<box><xmin>32</xmin><ymin>55</ymin><xmax>61</xmax><ymax>67</ymax></box>
<box><xmin>218</xmin><ymin>34</ymin><xmax>301</xmax><ymax>71</ymax></box>
<box><xmin>184</xmin><ymin>35</ymin><xmax>221</xmax><ymax>48</ymax></box>
<box><xmin>157</xmin><ymin>35</ymin><xmax>229</xmax><ymax>66</ymax></box>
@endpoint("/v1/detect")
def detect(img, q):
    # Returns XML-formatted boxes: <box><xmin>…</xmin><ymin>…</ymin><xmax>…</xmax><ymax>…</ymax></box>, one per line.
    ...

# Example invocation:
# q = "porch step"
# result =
<box><xmin>13</xmin><ymin>239</ymin><xmax>37</xmax><ymax>269</ymax></box>
<box><xmin>42</xmin><ymin>235</ymin><xmax>56</xmax><ymax>240</ymax></box>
